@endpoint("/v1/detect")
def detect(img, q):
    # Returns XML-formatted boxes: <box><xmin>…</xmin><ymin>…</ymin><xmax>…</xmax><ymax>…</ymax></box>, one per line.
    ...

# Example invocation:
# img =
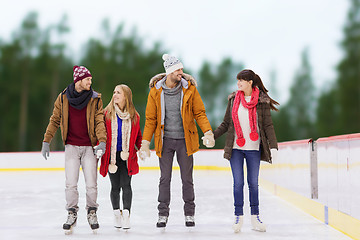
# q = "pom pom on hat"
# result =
<box><xmin>73</xmin><ymin>65</ymin><xmax>92</xmax><ymax>83</ymax></box>
<box><xmin>162</xmin><ymin>54</ymin><xmax>170</xmax><ymax>61</ymax></box>
<box><xmin>162</xmin><ymin>53</ymin><xmax>183</xmax><ymax>75</ymax></box>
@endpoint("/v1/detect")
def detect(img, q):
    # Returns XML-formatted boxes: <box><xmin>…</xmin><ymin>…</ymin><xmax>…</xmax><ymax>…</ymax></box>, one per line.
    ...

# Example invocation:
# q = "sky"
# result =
<box><xmin>0</xmin><ymin>0</ymin><xmax>349</xmax><ymax>103</ymax></box>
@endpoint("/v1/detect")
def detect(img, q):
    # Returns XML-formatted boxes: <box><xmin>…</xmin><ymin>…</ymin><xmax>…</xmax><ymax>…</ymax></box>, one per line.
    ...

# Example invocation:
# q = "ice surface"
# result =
<box><xmin>0</xmin><ymin>167</ymin><xmax>353</xmax><ymax>240</ymax></box>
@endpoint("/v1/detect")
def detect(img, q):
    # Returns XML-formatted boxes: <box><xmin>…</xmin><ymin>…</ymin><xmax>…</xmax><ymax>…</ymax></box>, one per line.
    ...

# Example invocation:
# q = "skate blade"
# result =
<box><xmin>233</xmin><ymin>225</ymin><xmax>242</xmax><ymax>233</ymax></box>
<box><xmin>92</xmin><ymin>229</ymin><xmax>98</xmax><ymax>234</ymax></box>
<box><xmin>64</xmin><ymin>228</ymin><xmax>73</xmax><ymax>235</ymax></box>
<box><xmin>252</xmin><ymin>227</ymin><xmax>266</xmax><ymax>232</ymax></box>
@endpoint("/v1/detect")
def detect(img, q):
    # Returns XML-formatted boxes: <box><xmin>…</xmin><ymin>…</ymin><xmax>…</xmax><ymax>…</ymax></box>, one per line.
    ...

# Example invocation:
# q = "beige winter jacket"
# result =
<box><xmin>43</xmin><ymin>88</ymin><xmax>107</xmax><ymax>146</ymax></box>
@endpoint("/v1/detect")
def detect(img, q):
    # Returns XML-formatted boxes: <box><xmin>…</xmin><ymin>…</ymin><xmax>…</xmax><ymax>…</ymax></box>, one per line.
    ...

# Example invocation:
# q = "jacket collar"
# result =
<box><xmin>149</xmin><ymin>73</ymin><xmax>197</xmax><ymax>89</ymax></box>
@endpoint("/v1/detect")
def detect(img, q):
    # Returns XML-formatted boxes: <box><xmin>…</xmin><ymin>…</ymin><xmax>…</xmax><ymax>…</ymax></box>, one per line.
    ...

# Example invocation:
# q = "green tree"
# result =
<box><xmin>316</xmin><ymin>88</ymin><xmax>340</xmax><ymax>137</ymax></box>
<box><xmin>81</xmin><ymin>20</ymin><xmax>165</xmax><ymax>130</ymax></box>
<box><xmin>316</xmin><ymin>0</ymin><xmax>360</xmax><ymax>137</ymax></box>
<box><xmin>335</xmin><ymin>0</ymin><xmax>360</xmax><ymax>134</ymax></box>
<box><xmin>282</xmin><ymin>48</ymin><xmax>316</xmax><ymax>140</ymax></box>
<box><xmin>197</xmin><ymin>58</ymin><xmax>243</xmax><ymax>148</ymax></box>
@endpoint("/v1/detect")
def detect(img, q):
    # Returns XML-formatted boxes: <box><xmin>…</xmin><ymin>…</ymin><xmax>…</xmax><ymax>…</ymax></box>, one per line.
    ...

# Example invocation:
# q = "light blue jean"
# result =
<box><xmin>229</xmin><ymin>149</ymin><xmax>261</xmax><ymax>216</ymax></box>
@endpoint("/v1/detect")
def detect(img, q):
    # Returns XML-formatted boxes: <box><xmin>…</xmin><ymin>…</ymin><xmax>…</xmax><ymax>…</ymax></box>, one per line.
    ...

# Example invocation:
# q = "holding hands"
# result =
<box><xmin>139</xmin><ymin>140</ymin><xmax>150</xmax><ymax>160</ymax></box>
<box><xmin>94</xmin><ymin>142</ymin><xmax>106</xmax><ymax>159</ymax></box>
<box><xmin>202</xmin><ymin>130</ymin><xmax>215</xmax><ymax>148</ymax></box>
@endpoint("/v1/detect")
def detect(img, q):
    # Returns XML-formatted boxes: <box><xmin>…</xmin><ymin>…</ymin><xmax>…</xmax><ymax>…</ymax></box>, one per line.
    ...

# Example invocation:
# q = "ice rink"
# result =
<box><xmin>0</xmin><ymin>166</ymin><xmax>353</xmax><ymax>240</ymax></box>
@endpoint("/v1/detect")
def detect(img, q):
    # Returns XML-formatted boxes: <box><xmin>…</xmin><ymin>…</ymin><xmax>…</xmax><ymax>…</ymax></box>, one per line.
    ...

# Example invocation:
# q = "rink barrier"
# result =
<box><xmin>260</xmin><ymin>133</ymin><xmax>360</xmax><ymax>240</ymax></box>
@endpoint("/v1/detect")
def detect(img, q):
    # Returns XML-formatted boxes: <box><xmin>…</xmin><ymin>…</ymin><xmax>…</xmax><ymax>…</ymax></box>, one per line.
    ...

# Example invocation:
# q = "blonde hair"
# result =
<box><xmin>104</xmin><ymin>84</ymin><xmax>138</xmax><ymax>123</ymax></box>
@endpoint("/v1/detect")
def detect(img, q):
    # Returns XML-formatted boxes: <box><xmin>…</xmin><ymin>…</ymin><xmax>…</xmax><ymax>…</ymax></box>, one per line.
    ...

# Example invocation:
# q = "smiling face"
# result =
<box><xmin>113</xmin><ymin>86</ymin><xmax>126</xmax><ymax>110</ymax></box>
<box><xmin>76</xmin><ymin>76</ymin><xmax>92</xmax><ymax>92</ymax></box>
<box><xmin>168</xmin><ymin>68</ymin><xmax>183</xmax><ymax>83</ymax></box>
<box><xmin>237</xmin><ymin>78</ymin><xmax>253</xmax><ymax>95</ymax></box>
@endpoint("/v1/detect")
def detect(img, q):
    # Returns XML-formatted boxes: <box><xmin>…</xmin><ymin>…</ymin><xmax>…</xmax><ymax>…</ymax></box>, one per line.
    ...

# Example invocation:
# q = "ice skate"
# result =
<box><xmin>251</xmin><ymin>215</ymin><xmax>266</xmax><ymax>232</ymax></box>
<box><xmin>113</xmin><ymin>209</ymin><xmax>122</xmax><ymax>229</ymax></box>
<box><xmin>63</xmin><ymin>208</ymin><xmax>77</xmax><ymax>235</ymax></box>
<box><xmin>156</xmin><ymin>216</ymin><xmax>168</xmax><ymax>228</ymax></box>
<box><xmin>232</xmin><ymin>215</ymin><xmax>243</xmax><ymax>233</ymax></box>
<box><xmin>87</xmin><ymin>207</ymin><xmax>99</xmax><ymax>233</ymax></box>
<box><xmin>185</xmin><ymin>215</ymin><xmax>195</xmax><ymax>227</ymax></box>
<box><xmin>122</xmin><ymin>209</ymin><xmax>131</xmax><ymax>230</ymax></box>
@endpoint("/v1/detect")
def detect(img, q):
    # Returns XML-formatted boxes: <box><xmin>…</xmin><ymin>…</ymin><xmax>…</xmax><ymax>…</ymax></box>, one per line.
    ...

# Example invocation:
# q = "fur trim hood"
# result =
<box><xmin>149</xmin><ymin>73</ymin><xmax>197</xmax><ymax>89</ymax></box>
<box><xmin>228</xmin><ymin>89</ymin><xmax>270</xmax><ymax>104</ymax></box>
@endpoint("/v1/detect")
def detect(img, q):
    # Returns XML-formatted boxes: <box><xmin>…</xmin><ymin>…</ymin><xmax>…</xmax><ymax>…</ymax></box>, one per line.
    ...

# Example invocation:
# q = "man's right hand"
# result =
<box><xmin>41</xmin><ymin>142</ymin><xmax>50</xmax><ymax>160</ymax></box>
<box><xmin>139</xmin><ymin>140</ymin><xmax>150</xmax><ymax>160</ymax></box>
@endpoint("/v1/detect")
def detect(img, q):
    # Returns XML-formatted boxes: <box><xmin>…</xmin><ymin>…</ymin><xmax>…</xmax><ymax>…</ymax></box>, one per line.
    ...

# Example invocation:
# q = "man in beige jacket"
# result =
<box><xmin>41</xmin><ymin>65</ymin><xmax>106</xmax><ymax>233</ymax></box>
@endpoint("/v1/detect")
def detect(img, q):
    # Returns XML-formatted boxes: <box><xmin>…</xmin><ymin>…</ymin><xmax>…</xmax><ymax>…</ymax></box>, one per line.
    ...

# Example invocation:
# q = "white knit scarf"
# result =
<box><xmin>109</xmin><ymin>103</ymin><xmax>131</xmax><ymax>173</ymax></box>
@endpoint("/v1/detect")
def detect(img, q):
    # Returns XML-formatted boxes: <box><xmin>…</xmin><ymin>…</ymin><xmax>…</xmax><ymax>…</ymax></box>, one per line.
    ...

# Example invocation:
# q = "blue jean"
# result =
<box><xmin>230</xmin><ymin>149</ymin><xmax>261</xmax><ymax>216</ymax></box>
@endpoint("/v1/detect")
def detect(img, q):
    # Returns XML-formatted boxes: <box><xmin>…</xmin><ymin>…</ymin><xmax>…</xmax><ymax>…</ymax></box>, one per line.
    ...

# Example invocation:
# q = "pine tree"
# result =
<box><xmin>336</xmin><ymin>0</ymin><xmax>360</xmax><ymax>134</ymax></box>
<box><xmin>285</xmin><ymin>48</ymin><xmax>316</xmax><ymax>140</ymax></box>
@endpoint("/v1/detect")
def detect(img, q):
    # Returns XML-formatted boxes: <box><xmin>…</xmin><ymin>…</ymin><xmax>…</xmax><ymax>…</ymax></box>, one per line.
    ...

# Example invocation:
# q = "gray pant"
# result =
<box><xmin>64</xmin><ymin>144</ymin><xmax>99</xmax><ymax>212</ymax></box>
<box><xmin>158</xmin><ymin>138</ymin><xmax>195</xmax><ymax>217</ymax></box>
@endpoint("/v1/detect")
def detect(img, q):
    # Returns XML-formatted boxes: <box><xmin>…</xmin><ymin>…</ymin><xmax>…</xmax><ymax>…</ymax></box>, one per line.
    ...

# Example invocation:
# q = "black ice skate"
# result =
<box><xmin>87</xmin><ymin>207</ymin><xmax>99</xmax><ymax>233</ymax></box>
<box><xmin>63</xmin><ymin>208</ymin><xmax>77</xmax><ymax>234</ymax></box>
<box><xmin>156</xmin><ymin>216</ymin><xmax>168</xmax><ymax>228</ymax></box>
<box><xmin>185</xmin><ymin>216</ymin><xmax>195</xmax><ymax>227</ymax></box>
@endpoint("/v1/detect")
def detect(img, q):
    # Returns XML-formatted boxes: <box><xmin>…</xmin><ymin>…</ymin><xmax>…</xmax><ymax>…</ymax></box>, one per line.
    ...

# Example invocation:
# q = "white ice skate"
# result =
<box><xmin>251</xmin><ymin>215</ymin><xmax>266</xmax><ymax>232</ymax></box>
<box><xmin>113</xmin><ymin>209</ymin><xmax>122</xmax><ymax>229</ymax></box>
<box><xmin>63</xmin><ymin>208</ymin><xmax>77</xmax><ymax>235</ymax></box>
<box><xmin>122</xmin><ymin>209</ymin><xmax>131</xmax><ymax>230</ymax></box>
<box><xmin>232</xmin><ymin>215</ymin><xmax>243</xmax><ymax>233</ymax></box>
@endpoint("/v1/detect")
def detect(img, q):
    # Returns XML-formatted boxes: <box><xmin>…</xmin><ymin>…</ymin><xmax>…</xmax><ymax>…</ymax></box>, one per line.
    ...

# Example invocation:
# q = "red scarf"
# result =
<box><xmin>232</xmin><ymin>87</ymin><xmax>259</xmax><ymax>147</ymax></box>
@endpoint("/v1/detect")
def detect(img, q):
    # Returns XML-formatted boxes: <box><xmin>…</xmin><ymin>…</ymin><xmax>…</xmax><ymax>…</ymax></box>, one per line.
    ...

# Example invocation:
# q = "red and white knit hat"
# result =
<box><xmin>73</xmin><ymin>65</ymin><xmax>92</xmax><ymax>83</ymax></box>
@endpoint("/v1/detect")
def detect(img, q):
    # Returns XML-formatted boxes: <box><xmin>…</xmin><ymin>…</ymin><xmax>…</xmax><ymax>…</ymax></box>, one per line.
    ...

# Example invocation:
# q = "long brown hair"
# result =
<box><xmin>237</xmin><ymin>69</ymin><xmax>279</xmax><ymax>111</ymax></box>
<box><xmin>104</xmin><ymin>84</ymin><xmax>139</xmax><ymax>123</ymax></box>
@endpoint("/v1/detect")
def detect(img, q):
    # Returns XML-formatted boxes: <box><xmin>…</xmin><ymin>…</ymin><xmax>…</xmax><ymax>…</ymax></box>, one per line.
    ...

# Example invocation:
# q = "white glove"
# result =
<box><xmin>93</xmin><ymin>142</ymin><xmax>106</xmax><ymax>159</ymax></box>
<box><xmin>270</xmin><ymin>148</ymin><xmax>278</xmax><ymax>162</ymax></box>
<box><xmin>139</xmin><ymin>140</ymin><xmax>150</xmax><ymax>160</ymax></box>
<box><xmin>201</xmin><ymin>130</ymin><xmax>215</xmax><ymax>148</ymax></box>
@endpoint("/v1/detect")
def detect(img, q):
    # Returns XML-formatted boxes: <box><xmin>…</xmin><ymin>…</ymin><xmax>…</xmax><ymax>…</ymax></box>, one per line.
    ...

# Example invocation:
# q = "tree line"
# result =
<box><xmin>1</xmin><ymin>0</ymin><xmax>359</xmax><ymax>152</ymax></box>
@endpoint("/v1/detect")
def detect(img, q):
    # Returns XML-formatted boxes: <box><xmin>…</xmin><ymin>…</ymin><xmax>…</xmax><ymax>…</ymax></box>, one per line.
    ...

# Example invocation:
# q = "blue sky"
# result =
<box><xmin>0</xmin><ymin>0</ymin><xmax>349</xmax><ymax>103</ymax></box>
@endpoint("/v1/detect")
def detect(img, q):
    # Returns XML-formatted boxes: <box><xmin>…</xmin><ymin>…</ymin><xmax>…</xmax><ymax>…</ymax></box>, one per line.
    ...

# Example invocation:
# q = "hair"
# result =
<box><xmin>104</xmin><ymin>84</ymin><xmax>139</xmax><ymax>123</ymax></box>
<box><xmin>237</xmin><ymin>69</ymin><xmax>279</xmax><ymax>111</ymax></box>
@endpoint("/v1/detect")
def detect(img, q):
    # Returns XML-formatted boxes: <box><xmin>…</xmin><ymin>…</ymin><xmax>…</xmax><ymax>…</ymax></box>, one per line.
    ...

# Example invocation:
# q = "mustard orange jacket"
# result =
<box><xmin>142</xmin><ymin>73</ymin><xmax>212</xmax><ymax>158</ymax></box>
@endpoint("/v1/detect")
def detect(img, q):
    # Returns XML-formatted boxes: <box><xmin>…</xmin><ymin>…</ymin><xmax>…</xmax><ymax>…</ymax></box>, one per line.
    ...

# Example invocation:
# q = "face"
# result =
<box><xmin>237</xmin><ymin>79</ymin><xmax>253</xmax><ymax>92</ymax></box>
<box><xmin>168</xmin><ymin>68</ymin><xmax>183</xmax><ymax>82</ymax></box>
<box><xmin>78</xmin><ymin>77</ymin><xmax>92</xmax><ymax>91</ymax></box>
<box><xmin>113</xmin><ymin>86</ymin><xmax>126</xmax><ymax>109</ymax></box>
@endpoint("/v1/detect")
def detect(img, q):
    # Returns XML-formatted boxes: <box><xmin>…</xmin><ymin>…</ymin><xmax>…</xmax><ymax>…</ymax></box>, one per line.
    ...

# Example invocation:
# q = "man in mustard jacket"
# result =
<box><xmin>41</xmin><ymin>65</ymin><xmax>106</xmax><ymax>233</ymax></box>
<box><xmin>139</xmin><ymin>54</ymin><xmax>215</xmax><ymax>228</ymax></box>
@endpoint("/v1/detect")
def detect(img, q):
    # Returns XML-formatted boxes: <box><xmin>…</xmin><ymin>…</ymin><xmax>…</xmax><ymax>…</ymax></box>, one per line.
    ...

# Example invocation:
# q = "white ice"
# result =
<box><xmin>0</xmin><ymin>165</ymin><xmax>353</xmax><ymax>240</ymax></box>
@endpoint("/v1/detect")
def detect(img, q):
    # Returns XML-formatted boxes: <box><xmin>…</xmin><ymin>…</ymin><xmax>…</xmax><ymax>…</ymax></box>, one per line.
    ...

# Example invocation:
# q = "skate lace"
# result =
<box><xmin>185</xmin><ymin>216</ymin><xmax>194</xmax><ymax>222</ymax></box>
<box><xmin>66</xmin><ymin>212</ymin><xmax>76</xmax><ymax>224</ymax></box>
<box><xmin>88</xmin><ymin>211</ymin><xmax>98</xmax><ymax>225</ymax></box>
<box><xmin>256</xmin><ymin>215</ymin><xmax>263</xmax><ymax>223</ymax></box>
<box><xmin>158</xmin><ymin>216</ymin><xmax>168</xmax><ymax>223</ymax></box>
<box><xmin>235</xmin><ymin>215</ymin><xmax>240</xmax><ymax>224</ymax></box>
